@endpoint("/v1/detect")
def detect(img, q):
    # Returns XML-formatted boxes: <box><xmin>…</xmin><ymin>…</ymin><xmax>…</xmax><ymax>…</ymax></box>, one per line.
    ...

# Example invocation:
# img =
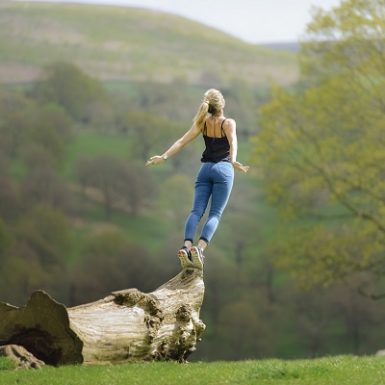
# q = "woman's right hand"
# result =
<box><xmin>145</xmin><ymin>155</ymin><xmax>167</xmax><ymax>166</ymax></box>
<box><xmin>232</xmin><ymin>161</ymin><xmax>250</xmax><ymax>173</ymax></box>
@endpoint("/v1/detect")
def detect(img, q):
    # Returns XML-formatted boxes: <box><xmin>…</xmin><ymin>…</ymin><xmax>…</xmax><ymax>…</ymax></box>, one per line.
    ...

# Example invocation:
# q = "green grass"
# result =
<box><xmin>64</xmin><ymin>131</ymin><xmax>132</xmax><ymax>179</ymax></box>
<box><xmin>1</xmin><ymin>356</ymin><xmax>385</xmax><ymax>385</ymax></box>
<box><xmin>0</xmin><ymin>357</ymin><xmax>15</xmax><ymax>371</ymax></box>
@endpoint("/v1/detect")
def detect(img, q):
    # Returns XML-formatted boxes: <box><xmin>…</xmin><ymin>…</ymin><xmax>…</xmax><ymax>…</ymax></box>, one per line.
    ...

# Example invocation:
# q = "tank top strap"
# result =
<box><xmin>220</xmin><ymin>118</ymin><xmax>227</xmax><ymax>137</ymax></box>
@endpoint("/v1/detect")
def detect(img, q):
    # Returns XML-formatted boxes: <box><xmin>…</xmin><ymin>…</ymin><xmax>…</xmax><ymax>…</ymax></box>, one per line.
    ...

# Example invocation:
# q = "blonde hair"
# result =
<box><xmin>193</xmin><ymin>89</ymin><xmax>225</xmax><ymax>130</ymax></box>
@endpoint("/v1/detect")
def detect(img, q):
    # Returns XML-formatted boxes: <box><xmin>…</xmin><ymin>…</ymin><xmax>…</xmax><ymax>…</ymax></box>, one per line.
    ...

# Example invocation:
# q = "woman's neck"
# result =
<box><xmin>212</xmin><ymin>110</ymin><xmax>224</xmax><ymax>118</ymax></box>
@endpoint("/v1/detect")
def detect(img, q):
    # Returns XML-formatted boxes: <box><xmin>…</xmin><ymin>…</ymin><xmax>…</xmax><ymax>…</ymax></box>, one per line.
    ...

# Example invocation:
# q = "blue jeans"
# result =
<box><xmin>184</xmin><ymin>161</ymin><xmax>234</xmax><ymax>244</ymax></box>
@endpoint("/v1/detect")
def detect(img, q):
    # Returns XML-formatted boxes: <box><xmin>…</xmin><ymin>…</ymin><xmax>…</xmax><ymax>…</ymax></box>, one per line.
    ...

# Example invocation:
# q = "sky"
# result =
<box><xmin>22</xmin><ymin>0</ymin><xmax>342</xmax><ymax>43</ymax></box>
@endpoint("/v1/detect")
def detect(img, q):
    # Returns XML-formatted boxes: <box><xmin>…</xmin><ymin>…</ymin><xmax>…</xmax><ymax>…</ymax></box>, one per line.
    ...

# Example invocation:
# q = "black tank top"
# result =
<box><xmin>201</xmin><ymin>118</ymin><xmax>231</xmax><ymax>163</ymax></box>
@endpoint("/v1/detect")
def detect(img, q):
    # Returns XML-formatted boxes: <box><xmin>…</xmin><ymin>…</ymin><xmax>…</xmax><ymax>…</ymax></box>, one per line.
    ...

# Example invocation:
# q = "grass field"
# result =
<box><xmin>1</xmin><ymin>356</ymin><xmax>385</xmax><ymax>385</ymax></box>
<box><xmin>63</xmin><ymin>130</ymin><xmax>132</xmax><ymax>179</ymax></box>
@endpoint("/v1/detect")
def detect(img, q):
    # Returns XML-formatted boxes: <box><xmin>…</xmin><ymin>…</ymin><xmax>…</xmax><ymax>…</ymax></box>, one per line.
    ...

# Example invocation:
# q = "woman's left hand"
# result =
<box><xmin>145</xmin><ymin>155</ymin><xmax>166</xmax><ymax>166</ymax></box>
<box><xmin>232</xmin><ymin>161</ymin><xmax>250</xmax><ymax>173</ymax></box>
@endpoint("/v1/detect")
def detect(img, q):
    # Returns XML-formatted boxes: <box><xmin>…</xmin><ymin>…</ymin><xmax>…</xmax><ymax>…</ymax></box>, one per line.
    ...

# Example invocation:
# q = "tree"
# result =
<box><xmin>30</xmin><ymin>62</ymin><xmax>109</xmax><ymax>124</ymax></box>
<box><xmin>0</xmin><ymin>89</ymin><xmax>34</xmax><ymax>159</ymax></box>
<box><xmin>0</xmin><ymin>176</ymin><xmax>21</xmax><ymax>221</ymax></box>
<box><xmin>117</xmin><ymin>110</ymin><xmax>181</xmax><ymax>161</ymax></box>
<box><xmin>252</xmin><ymin>0</ymin><xmax>385</xmax><ymax>289</ymax></box>
<box><xmin>29</xmin><ymin>103</ymin><xmax>73</xmax><ymax>151</ymax></box>
<box><xmin>21</xmin><ymin>160</ymin><xmax>70</xmax><ymax>211</ymax></box>
<box><xmin>0</xmin><ymin>219</ymin><xmax>11</xmax><ymax>257</ymax></box>
<box><xmin>75</xmin><ymin>155</ymin><xmax>127</xmax><ymax>218</ymax></box>
<box><xmin>216</xmin><ymin>299</ymin><xmax>272</xmax><ymax>359</ymax></box>
<box><xmin>70</xmin><ymin>229</ymin><xmax>156</xmax><ymax>304</ymax></box>
<box><xmin>0</xmin><ymin>88</ymin><xmax>73</xmax><ymax>168</ymax></box>
<box><xmin>75</xmin><ymin>156</ymin><xmax>153</xmax><ymax>218</ymax></box>
<box><xmin>16</xmin><ymin>204</ymin><xmax>72</xmax><ymax>267</ymax></box>
<box><xmin>157</xmin><ymin>174</ymin><xmax>193</xmax><ymax>229</ymax></box>
<box><xmin>122</xmin><ymin>161</ymin><xmax>154</xmax><ymax>216</ymax></box>
<box><xmin>0</xmin><ymin>204</ymin><xmax>72</xmax><ymax>305</ymax></box>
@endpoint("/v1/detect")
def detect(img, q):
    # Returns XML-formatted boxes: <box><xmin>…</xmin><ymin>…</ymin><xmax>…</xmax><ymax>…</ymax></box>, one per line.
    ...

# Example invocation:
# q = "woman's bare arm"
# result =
<box><xmin>223</xmin><ymin>119</ymin><xmax>250</xmax><ymax>173</ymax></box>
<box><xmin>146</xmin><ymin>124</ymin><xmax>201</xmax><ymax>166</ymax></box>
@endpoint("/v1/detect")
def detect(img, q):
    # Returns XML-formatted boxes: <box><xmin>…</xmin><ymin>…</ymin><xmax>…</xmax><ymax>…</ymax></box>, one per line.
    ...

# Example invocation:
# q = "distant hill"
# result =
<box><xmin>262</xmin><ymin>42</ymin><xmax>300</xmax><ymax>53</ymax></box>
<box><xmin>0</xmin><ymin>2</ymin><xmax>298</xmax><ymax>86</ymax></box>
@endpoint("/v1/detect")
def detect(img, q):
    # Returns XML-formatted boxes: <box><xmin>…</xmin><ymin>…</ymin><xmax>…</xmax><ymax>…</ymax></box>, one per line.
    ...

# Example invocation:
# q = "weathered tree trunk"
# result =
<box><xmin>0</xmin><ymin>268</ymin><xmax>205</xmax><ymax>366</ymax></box>
<box><xmin>0</xmin><ymin>344</ymin><xmax>45</xmax><ymax>369</ymax></box>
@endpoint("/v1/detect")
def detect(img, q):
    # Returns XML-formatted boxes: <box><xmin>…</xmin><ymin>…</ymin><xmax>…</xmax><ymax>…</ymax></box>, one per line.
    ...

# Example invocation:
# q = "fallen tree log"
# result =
<box><xmin>0</xmin><ymin>268</ymin><xmax>205</xmax><ymax>366</ymax></box>
<box><xmin>0</xmin><ymin>344</ymin><xmax>45</xmax><ymax>369</ymax></box>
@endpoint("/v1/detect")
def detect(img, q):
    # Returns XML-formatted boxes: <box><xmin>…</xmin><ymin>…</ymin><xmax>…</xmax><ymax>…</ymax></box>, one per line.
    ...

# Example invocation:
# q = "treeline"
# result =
<box><xmin>250</xmin><ymin>0</ymin><xmax>385</xmax><ymax>358</ymax></box>
<box><xmin>254</xmin><ymin>1</ymin><xmax>385</xmax><ymax>292</ymax></box>
<box><xmin>0</xmin><ymin>56</ymin><xmax>384</xmax><ymax>360</ymax></box>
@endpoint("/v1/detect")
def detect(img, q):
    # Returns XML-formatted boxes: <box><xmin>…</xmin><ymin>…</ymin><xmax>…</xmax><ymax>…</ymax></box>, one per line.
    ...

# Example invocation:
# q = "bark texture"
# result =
<box><xmin>0</xmin><ymin>268</ymin><xmax>205</xmax><ymax>366</ymax></box>
<box><xmin>0</xmin><ymin>344</ymin><xmax>45</xmax><ymax>369</ymax></box>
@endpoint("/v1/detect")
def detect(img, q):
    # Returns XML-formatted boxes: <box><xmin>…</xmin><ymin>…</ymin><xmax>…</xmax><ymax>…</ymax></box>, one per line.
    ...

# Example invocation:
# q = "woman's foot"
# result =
<box><xmin>190</xmin><ymin>246</ymin><xmax>205</xmax><ymax>270</ymax></box>
<box><xmin>178</xmin><ymin>246</ymin><xmax>193</xmax><ymax>269</ymax></box>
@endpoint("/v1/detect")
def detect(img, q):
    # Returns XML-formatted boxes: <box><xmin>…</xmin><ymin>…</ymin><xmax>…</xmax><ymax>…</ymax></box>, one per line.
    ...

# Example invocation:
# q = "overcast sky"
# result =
<box><xmin>22</xmin><ymin>0</ymin><xmax>342</xmax><ymax>43</ymax></box>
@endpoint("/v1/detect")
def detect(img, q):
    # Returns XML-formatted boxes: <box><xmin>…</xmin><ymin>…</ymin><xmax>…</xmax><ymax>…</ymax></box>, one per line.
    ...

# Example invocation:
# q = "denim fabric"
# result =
<box><xmin>184</xmin><ymin>161</ymin><xmax>234</xmax><ymax>243</ymax></box>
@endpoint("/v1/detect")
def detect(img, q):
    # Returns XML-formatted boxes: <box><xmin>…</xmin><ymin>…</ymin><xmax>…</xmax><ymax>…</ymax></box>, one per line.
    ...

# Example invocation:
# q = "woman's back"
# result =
<box><xmin>201</xmin><ymin>117</ymin><xmax>231</xmax><ymax>163</ymax></box>
<box><xmin>203</xmin><ymin>116</ymin><xmax>227</xmax><ymax>138</ymax></box>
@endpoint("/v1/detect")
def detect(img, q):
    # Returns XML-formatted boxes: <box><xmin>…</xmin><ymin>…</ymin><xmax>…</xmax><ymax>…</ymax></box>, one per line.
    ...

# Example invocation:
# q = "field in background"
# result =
<box><xmin>0</xmin><ymin>2</ymin><xmax>298</xmax><ymax>86</ymax></box>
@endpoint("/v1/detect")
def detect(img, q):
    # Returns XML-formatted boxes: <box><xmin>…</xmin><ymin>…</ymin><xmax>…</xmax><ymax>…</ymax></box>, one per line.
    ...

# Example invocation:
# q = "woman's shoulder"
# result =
<box><xmin>223</xmin><ymin>118</ymin><xmax>236</xmax><ymax>130</ymax></box>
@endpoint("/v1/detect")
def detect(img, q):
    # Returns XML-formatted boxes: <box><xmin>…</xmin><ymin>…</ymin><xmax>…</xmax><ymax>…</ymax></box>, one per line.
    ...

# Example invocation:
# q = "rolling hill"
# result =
<box><xmin>0</xmin><ymin>1</ymin><xmax>298</xmax><ymax>85</ymax></box>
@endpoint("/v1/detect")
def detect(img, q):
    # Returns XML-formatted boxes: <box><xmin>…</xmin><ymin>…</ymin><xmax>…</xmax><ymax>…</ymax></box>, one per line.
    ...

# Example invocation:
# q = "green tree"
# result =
<box><xmin>31</xmin><ymin>62</ymin><xmax>109</xmax><ymax>124</ymax></box>
<box><xmin>70</xmin><ymin>230</ymin><xmax>154</xmax><ymax>304</ymax></box>
<box><xmin>157</xmin><ymin>174</ymin><xmax>193</xmax><ymax>229</ymax></box>
<box><xmin>0</xmin><ymin>205</ymin><xmax>72</xmax><ymax>304</ymax></box>
<box><xmin>122</xmin><ymin>161</ymin><xmax>154</xmax><ymax>216</ymax></box>
<box><xmin>0</xmin><ymin>218</ymin><xmax>11</xmax><ymax>256</ymax></box>
<box><xmin>21</xmin><ymin>158</ymin><xmax>70</xmax><ymax>210</ymax></box>
<box><xmin>21</xmin><ymin>103</ymin><xmax>73</xmax><ymax>168</ymax></box>
<box><xmin>253</xmin><ymin>0</ymin><xmax>385</xmax><ymax>289</ymax></box>
<box><xmin>0</xmin><ymin>88</ymin><xmax>73</xmax><ymax>167</ymax></box>
<box><xmin>75</xmin><ymin>156</ymin><xmax>153</xmax><ymax>218</ymax></box>
<box><xmin>216</xmin><ymin>295</ymin><xmax>273</xmax><ymax>360</ymax></box>
<box><xmin>16</xmin><ymin>204</ymin><xmax>72</xmax><ymax>266</ymax></box>
<box><xmin>75</xmin><ymin>155</ymin><xmax>126</xmax><ymax>219</ymax></box>
<box><xmin>0</xmin><ymin>89</ymin><xmax>34</xmax><ymax>159</ymax></box>
<box><xmin>0</xmin><ymin>175</ymin><xmax>21</xmax><ymax>221</ymax></box>
<box><xmin>117</xmin><ymin>110</ymin><xmax>181</xmax><ymax>161</ymax></box>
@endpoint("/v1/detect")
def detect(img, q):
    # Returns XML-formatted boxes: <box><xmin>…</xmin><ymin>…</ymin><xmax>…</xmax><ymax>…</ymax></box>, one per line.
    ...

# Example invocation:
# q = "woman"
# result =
<box><xmin>146</xmin><ymin>89</ymin><xmax>249</xmax><ymax>269</ymax></box>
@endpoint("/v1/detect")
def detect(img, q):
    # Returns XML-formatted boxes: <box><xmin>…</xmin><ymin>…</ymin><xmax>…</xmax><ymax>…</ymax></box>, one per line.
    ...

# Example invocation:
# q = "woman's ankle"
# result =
<box><xmin>198</xmin><ymin>239</ymin><xmax>208</xmax><ymax>251</ymax></box>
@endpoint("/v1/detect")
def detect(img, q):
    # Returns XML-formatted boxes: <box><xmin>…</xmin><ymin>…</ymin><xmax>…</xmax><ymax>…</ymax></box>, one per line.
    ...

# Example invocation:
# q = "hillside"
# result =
<box><xmin>263</xmin><ymin>42</ymin><xmax>300</xmax><ymax>53</ymax></box>
<box><xmin>0</xmin><ymin>1</ymin><xmax>298</xmax><ymax>85</ymax></box>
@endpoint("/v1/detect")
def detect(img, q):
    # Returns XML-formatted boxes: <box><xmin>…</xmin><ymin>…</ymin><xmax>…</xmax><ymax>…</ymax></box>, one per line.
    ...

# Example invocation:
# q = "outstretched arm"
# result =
<box><xmin>223</xmin><ymin>119</ymin><xmax>250</xmax><ymax>173</ymax></box>
<box><xmin>146</xmin><ymin>124</ymin><xmax>201</xmax><ymax>166</ymax></box>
